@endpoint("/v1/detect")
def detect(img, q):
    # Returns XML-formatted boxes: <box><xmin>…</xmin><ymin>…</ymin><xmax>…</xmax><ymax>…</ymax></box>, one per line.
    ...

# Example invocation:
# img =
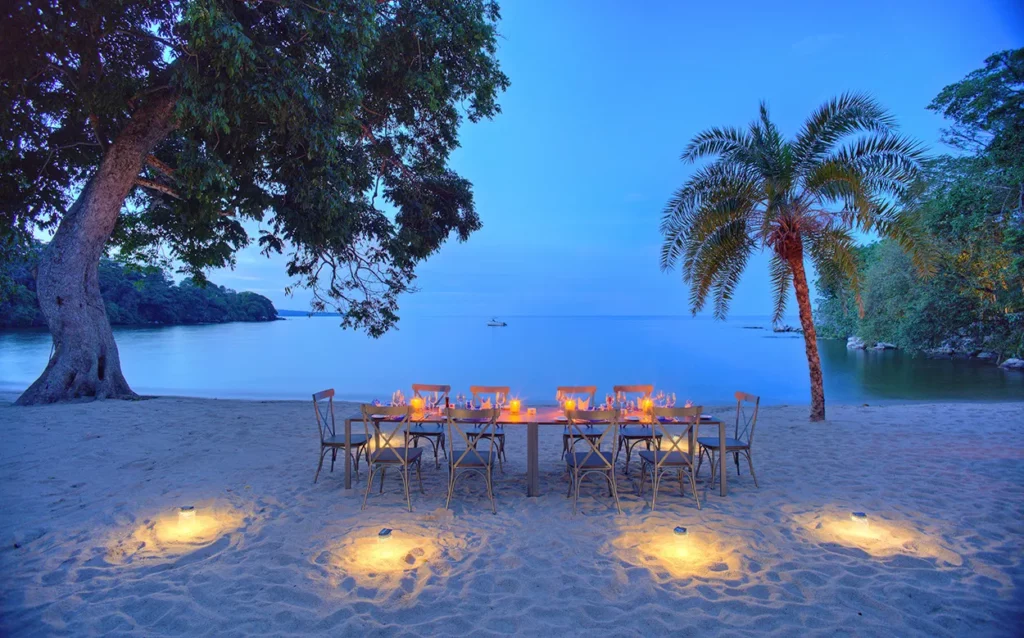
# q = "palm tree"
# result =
<box><xmin>660</xmin><ymin>94</ymin><xmax>925</xmax><ymax>421</ymax></box>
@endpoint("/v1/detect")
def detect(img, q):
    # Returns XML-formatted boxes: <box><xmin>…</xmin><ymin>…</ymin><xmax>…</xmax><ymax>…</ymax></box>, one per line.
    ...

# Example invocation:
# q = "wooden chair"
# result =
<box><xmin>312</xmin><ymin>389</ymin><xmax>369</xmax><ymax>483</ymax></box>
<box><xmin>557</xmin><ymin>385</ymin><xmax>600</xmax><ymax>459</ymax></box>
<box><xmin>445</xmin><ymin>408</ymin><xmax>500</xmax><ymax>514</ymax></box>
<box><xmin>360</xmin><ymin>405</ymin><xmax>425</xmax><ymax>512</ymax></box>
<box><xmin>697</xmin><ymin>391</ymin><xmax>760</xmax><ymax>489</ymax></box>
<box><xmin>468</xmin><ymin>385</ymin><xmax>510</xmax><ymax>469</ymax></box>
<box><xmin>613</xmin><ymin>384</ymin><xmax>658</xmax><ymax>475</ymax></box>
<box><xmin>637</xmin><ymin>406</ymin><xmax>702</xmax><ymax>511</ymax></box>
<box><xmin>564</xmin><ymin>408</ymin><xmax>622</xmax><ymax>515</ymax></box>
<box><xmin>409</xmin><ymin>383</ymin><xmax>451</xmax><ymax>469</ymax></box>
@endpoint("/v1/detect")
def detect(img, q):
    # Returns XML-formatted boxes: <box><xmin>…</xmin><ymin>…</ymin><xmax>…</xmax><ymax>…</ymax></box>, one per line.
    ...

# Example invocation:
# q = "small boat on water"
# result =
<box><xmin>487</xmin><ymin>317</ymin><xmax>507</xmax><ymax>327</ymax></box>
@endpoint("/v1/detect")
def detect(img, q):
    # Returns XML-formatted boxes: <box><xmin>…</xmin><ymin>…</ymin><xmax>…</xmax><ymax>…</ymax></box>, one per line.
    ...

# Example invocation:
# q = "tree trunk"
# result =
<box><xmin>788</xmin><ymin>246</ymin><xmax>826</xmax><ymax>422</ymax></box>
<box><xmin>16</xmin><ymin>93</ymin><xmax>177</xmax><ymax>405</ymax></box>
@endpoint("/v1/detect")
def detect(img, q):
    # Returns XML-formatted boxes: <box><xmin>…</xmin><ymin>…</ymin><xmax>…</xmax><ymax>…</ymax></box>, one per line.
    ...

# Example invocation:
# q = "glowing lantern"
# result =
<box><xmin>509</xmin><ymin>399</ymin><xmax>521</xmax><ymax>414</ymax></box>
<box><xmin>640</xmin><ymin>397</ymin><xmax>654</xmax><ymax>412</ymax></box>
<box><xmin>563</xmin><ymin>399</ymin><xmax>576</xmax><ymax>412</ymax></box>
<box><xmin>410</xmin><ymin>397</ymin><xmax>425</xmax><ymax>412</ymax></box>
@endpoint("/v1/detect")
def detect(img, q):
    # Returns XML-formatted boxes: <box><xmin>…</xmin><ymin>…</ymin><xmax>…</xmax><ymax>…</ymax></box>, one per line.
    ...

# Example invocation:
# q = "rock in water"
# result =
<box><xmin>874</xmin><ymin>342</ymin><xmax>897</xmax><ymax>350</ymax></box>
<box><xmin>846</xmin><ymin>336</ymin><xmax>866</xmax><ymax>350</ymax></box>
<box><xmin>999</xmin><ymin>357</ymin><xmax>1024</xmax><ymax>370</ymax></box>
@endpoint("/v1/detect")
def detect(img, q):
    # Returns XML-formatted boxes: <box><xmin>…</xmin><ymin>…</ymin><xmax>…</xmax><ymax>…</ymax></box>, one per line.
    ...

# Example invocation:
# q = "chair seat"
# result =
<box><xmin>638</xmin><ymin>450</ymin><xmax>693</xmax><ymax>466</ymax></box>
<box><xmin>563</xmin><ymin>427</ymin><xmax>602</xmax><ymax>438</ymax></box>
<box><xmin>370</xmin><ymin>447</ymin><xmax>424</xmax><ymax>463</ymax></box>
<box><xmin>409</xmin><ymin>423</ymin><xmax>444</xmax><ymax>435</ymax></box>
<box><xmin>620</xmin><ymin>427</ymin><xmax>662</xmax><ymax>439</ymax></box>
<box><xmin>324</xmin><ymin>434</ymin><xmax>369</xmax><ymax>447</ymax></box>
<box><xmin>566</xmin><ymin>451</ymin><xmax>615</xmax><ymax>468</ymax></box>
<box><xmin>696</xmin><ymin>437</ymin><xmax>748</xmax><ymax>450</ymax></box>
<box><xmin>450</xmin><ymin>449</ymin><xmax>497</xmax><ymax>467</ymax></box>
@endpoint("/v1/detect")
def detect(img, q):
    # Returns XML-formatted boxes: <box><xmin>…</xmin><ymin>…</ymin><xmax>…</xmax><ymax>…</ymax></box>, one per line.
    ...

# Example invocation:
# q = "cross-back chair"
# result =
<box><xmin>445</xmin><ymin>408</ymin><xmax>500</xmax><ymax>514</ymax></box>
<box><xmin>409</xmin><ymin>383</ymin><xmax>450</xmax><ymax>468</ymax></box>
<box><xmin>312</xmin><ymin>389</ymin><xmax>369</xmax><ymax>483</ymax></box>
<box><xmin>360</xmin><ymin>404</ymin><xmax>424</xmax><ymax>511</ymax></box>
<box><xmin>637</xmin><ymin>406</ymin><xmax>702</xmax><ymax>510</ymax></box>
<box><xmin>697</xmin><ymin>391</ymin><xmax>760</xmax><ymax>489</ymax></box>
<box><xmin>468</xmin><ymin>385</ymin><xmax>510</xmax><ymax>468</ymax></box>
<box><xmin>564</xmin><ymin>408</ymin><xmax>622</xmax><ymax>515</ymax></box>
<box><xmin>557</xmin><ymin>385</ymin><xmax>599</xmax><ymax>459</ymax></box>
<box><xmin>613</xmin><ymin>384</ymin><xmax>658</xmax><ymax>475</ymax></box>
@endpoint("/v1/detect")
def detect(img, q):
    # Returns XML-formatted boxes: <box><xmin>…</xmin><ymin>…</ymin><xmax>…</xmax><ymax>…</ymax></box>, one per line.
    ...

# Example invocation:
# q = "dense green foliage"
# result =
<box><xmin>816</xmin><ymin>49</ymin><xmax>1024</xmax><ymax>358</ymax></box>
<box><xmin>1</xmin><ymin>0</ymin><xmax>508</xmax><ymax>336</ymax></box>
<box><xmin>1</xmin><ymin>242</ymin><xmax>277</xmax><ymax>329</ymax></box>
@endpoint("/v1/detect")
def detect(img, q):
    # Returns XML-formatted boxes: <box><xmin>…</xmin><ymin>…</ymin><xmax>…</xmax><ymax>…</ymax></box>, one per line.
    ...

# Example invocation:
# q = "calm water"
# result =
<box><xmin>1</xmin><ymin>316</ymin><xmax>1021</xmax><ymax>405</ymax></box>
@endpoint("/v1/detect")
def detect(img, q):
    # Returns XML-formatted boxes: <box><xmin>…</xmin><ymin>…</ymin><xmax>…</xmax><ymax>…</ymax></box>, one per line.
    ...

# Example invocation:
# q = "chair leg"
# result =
<box><xmin>445</xmin><ymin>466</ymin><xmax>455</xmax><ymax>510</ymax></box>
<box><xmin>735</xmin><ymin>451</ymin><xmax>741</xmax><ymax>476</ymax></box>
<box><xmin>572</xmin><ymin>473</ymin><xmax>581</xmax><ymax>515</ymax></box>
<box><xmin>637</xmin><ymin>462</ymin><xmax>647</xmax><ymax>497</ymax></box>
<box><xmin>416</xmin><ymin>460</ymin><xmax>425</xmax><ymax>494</ymax></box>
<box><xmin>566</xmin><ymin>467</ymin><xmax>574</xmax><ymax>497</ymax></box>
<box><xmin>608</xmin><ymin>470</ymin><xmax>621</xmax><ymax>514</ymax></box>
<box><xmin>746</xmin><ymin>451</ymin><xmax>759</xmax><ymax>488</ymax></box>
<box><xmin>314</xmin><ymin>447</ymin><xmax>328</xmax><ymax>483</ymax></box>
<box><xmin>361</xmin><ymin>465</ymin><xmax>376</xmax><ymax>510</ymax></box>
<box><xmin>330</xmin><ymin>448</ymin><xmax>337</xmax><ymax>473</ymax></box>
<box><xmin>379</xmin><ymin>466</ymin><xmax>387</xmax><ymax>493</ymax></box>
<box><xmin>623</xmin><ymin>441</ymin><xmax>633</xmax><ymax>476</ymax></box>
<box><xmin>688</xmin><ymin>464</ymin><xmax>701</xmax><ymax>510</ymax></box>
<box><xmin>401</xmin><ymin>465</ymin><xmax>412</xmax><ymax>512</ymax></box>
<box><xmin>486</xmin><ymin>466</ymin><xmax>497</xmax><ymax>514</ymax></box>
<box><xmin>650</xmin><ymin>470</ymin><xmax>659</xmax><ymax>512</ymax></box>
<box><xmin>678</xmin><ymin>469</ymin><xmax>685</xmax><ymax>496</ymax></box>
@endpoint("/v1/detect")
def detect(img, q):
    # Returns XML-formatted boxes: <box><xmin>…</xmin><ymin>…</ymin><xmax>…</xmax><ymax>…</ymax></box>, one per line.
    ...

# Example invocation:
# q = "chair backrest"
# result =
<box><xmin>412</xmin><ymin>384</ymin><xmax>451</xmax><ymax>400</ymax></box>
<box><xmin>312</xmin><ymin>389</ymin><xmax>335</xmax><ymax>443</ymax></box>
<box><xmin>734</xmin><ymin>391</ymin><xmax>760</xmax><ymax>445</ymax></box>
<box><xmin>564</xmin><ymin>408</ymin><xmax>620</xmax><ymax>470</ymax></box>
<box><xmin>613</xmin><ymin>384</ymin><xmax>653</xmax><ymax>406</ymax></box>
<box><xmin>556</xmin><ymin>386</ymin><xmax>597</xmax><ymax>409</ymax></box>
<box><xmin>360</xmin><ymin>404</ymin><xmax>412</xmax><ymax>456</ymax></box>
<box><xmin>650</xmin><ymin>405</ymin><xmax>702</xmax><ymax>460</ymax></box>
<box><xmin>446</xmin><ymin>408</ymin><xmax>499</xmax><ymax>466</ymax></box>
<box><xmin>469</xmin><ymin>385</ymin><xmax>510</xmax><ymax>408</ymax></box>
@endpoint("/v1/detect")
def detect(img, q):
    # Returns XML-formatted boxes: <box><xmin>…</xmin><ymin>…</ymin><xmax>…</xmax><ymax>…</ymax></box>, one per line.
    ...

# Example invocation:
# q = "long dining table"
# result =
<box><xmin>343</xmin><ymin>407</ymin><xmax>729</xmax><ymax>498</ymax></box>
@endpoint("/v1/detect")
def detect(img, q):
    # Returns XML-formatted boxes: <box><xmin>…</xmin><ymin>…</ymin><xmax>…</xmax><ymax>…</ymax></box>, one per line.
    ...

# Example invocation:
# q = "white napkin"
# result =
<box><xmin>578</xmin><ymin>397</ymin><xmax>590</xmax><ymax>410</ymax></box>
<box><xmin>481</xmin><ymin>398</ymin><xmax>492</xmax><ymax>409</ymax></box>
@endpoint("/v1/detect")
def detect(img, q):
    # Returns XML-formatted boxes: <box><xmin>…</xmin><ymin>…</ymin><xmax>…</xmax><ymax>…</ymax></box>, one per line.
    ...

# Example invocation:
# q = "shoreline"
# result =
<box><xmin>3</xmin><ymin>389</ymin><xmax>1023</xmax><ymax>409</ymax></box>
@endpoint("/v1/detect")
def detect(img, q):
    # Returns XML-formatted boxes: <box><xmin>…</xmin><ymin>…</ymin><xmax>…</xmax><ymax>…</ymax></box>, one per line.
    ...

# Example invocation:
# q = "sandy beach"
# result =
<box><xmin>1</xmin><ymin>394</ymin><xmax>1021</xmax><ymax>636</ymax></box>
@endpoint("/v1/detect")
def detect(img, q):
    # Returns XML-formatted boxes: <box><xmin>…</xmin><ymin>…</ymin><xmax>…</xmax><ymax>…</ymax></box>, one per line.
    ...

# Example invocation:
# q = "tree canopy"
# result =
<box><xmin>1</xmin><ymin>0</ymin><xmax>509</xmax><ymax>336</ymax></box>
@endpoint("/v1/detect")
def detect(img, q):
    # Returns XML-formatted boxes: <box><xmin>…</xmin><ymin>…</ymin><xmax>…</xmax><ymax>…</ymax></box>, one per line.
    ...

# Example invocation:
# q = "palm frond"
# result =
<box><xmin>768</xmin><ymin>254</ymin><xmax>791</xmax><ymax>325</ymax></box>
<box><xmin>792</xmin><ymin>92</ymin><xmax>896</xmax><ymax>172</ymax></box>
<box><xmin>806</xmin><ymin>225</ymin><xmax>863</xmax><ymax>316</ymax></box>
<box><xmin>680</xmin><ymin>126</ymin><xmax>752</xmax><ymax>163</ymax></box>
<box><xmin>682</xmin><ymin>220</ymin><xmax>753</xmax><ymax>316</ymax></box>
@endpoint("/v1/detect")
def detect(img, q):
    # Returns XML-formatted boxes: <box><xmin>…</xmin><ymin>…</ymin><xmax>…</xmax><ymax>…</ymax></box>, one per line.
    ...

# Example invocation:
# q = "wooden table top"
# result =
<box><xmin>352</xmin><ymin>406</ymin><xmax>722</xmax><ymax>425</ymax></box>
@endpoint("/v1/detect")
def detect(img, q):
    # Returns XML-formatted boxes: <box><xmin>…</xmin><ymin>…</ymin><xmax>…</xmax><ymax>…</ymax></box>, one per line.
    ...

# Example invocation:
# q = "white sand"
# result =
<box><xmin>1</xmin><ymin>394</ymin><xmax>1021</xmax><ymax>636</ymax></box>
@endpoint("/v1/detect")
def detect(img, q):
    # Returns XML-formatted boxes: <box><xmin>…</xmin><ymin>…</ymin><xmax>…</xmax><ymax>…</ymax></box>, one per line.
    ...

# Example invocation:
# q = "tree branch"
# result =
<box><xmin>146</xmin><ymin>154</ymin><xmax>176</xmax><ymax>178</ymax></box>
<box><xmin>135</xmin><ymin>178</ymin><xmax>180</xmax><ymax>199</ymax></box>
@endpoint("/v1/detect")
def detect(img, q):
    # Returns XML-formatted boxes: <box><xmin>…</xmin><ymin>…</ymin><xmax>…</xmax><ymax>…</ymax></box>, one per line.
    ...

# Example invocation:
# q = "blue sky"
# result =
<box><xmin>213</xmin><ymin>0</ymin><xmax>1024</xmax><ymax>319</ymax></box>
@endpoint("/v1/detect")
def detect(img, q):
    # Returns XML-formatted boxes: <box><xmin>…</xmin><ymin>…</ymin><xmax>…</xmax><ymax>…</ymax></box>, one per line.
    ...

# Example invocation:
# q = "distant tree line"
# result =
<box><xmin>815</xmin><ymin>50</ymin><xmax>1023</xmax><ymax>360</ymax></box>
<box><xmin>1</xmin><ymin>242</ymin><xmax>277</xmax><ymax>329</ymax></box>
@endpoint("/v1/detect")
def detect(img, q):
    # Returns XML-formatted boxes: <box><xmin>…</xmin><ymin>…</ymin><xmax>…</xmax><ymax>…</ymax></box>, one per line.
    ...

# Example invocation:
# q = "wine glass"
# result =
<box><xmin>497</xmin><ymin>392</ymin><xmax>507</xmax><ymax>411</ymax></box>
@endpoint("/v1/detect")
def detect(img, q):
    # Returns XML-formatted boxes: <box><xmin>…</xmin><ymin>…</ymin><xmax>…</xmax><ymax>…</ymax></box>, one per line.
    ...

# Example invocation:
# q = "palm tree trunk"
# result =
<box><xmin>787</xmin><ymin>251</ymin><xmax>826</xmax><ymax>421</ymax></box>
<box><xmin>16</xmin><ymin>93</ymin><xmax>177</xmax><ymax>405</ymax></box>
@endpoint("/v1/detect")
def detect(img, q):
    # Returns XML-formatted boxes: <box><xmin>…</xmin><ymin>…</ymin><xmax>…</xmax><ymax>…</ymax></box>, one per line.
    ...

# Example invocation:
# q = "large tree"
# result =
<box><xmin>1</xmin><ymin>0</ymin><xmax>508</xmax><ymax>404</ymax></box>
<box><xmin>660</xmin><ymin>95</ymin><xmax>925</xmax><ymax>421</ymax></box>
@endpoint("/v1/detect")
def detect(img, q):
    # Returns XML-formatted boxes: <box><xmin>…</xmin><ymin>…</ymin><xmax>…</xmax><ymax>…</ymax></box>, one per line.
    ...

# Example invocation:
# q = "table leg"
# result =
<box><xmin>527</xmin><ymin>422</ymin><xmax>539</xmax><ymax>497</ymax></box>
<box><xmin>344</xmin><ymin>418</ymin><xmax>352</xmax><ymax>490</ymax></box>
<box><xmin>719</xmin><ymin>421</ymin><xmax>727</xmax><ymax>497</ymax></box>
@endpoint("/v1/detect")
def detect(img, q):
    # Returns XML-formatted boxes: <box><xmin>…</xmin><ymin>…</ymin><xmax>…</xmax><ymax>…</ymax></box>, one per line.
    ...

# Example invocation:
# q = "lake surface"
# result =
<box><xmin>1</xmin><ymin>316</ymin><xmax>1021</xmax><ymax>405</ymax></box>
